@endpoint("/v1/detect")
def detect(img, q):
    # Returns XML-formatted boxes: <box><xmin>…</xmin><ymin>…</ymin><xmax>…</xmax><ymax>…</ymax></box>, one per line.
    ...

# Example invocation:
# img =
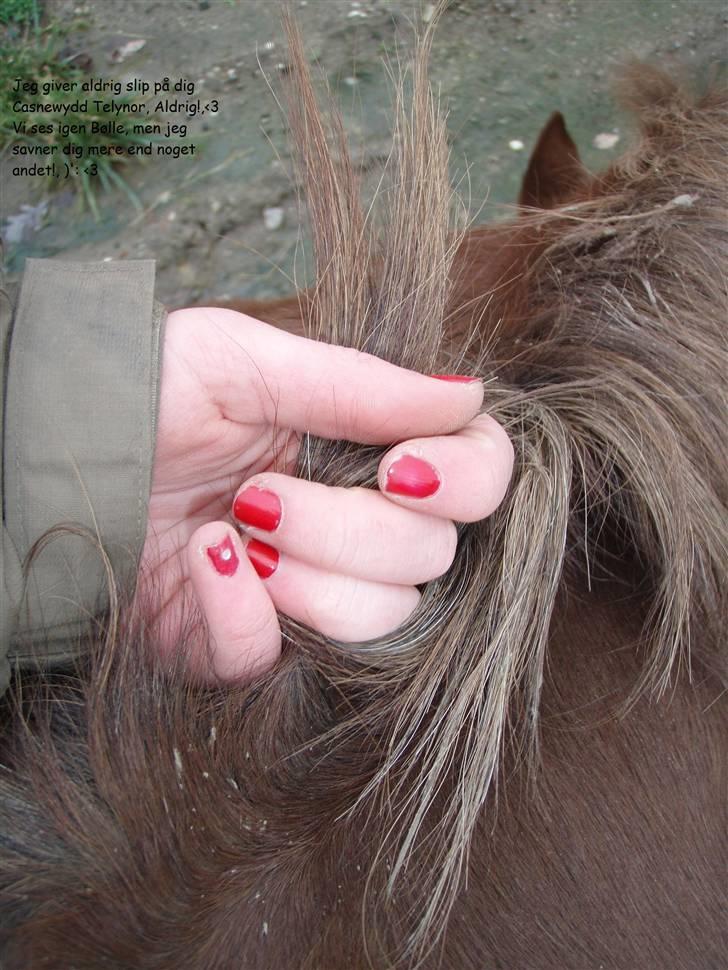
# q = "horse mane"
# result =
<box><xmin>0</xmin><ymin>17</ymin><xmax>725</xmax><ymax>969</ymax></box>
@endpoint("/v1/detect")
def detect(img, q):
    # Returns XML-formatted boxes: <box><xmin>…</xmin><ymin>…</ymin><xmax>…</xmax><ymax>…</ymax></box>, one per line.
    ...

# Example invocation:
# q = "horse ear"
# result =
<box><xmin>519</xmin><ymin>112</ymin><xmax>588</xmax><ymax>210</ymax></box>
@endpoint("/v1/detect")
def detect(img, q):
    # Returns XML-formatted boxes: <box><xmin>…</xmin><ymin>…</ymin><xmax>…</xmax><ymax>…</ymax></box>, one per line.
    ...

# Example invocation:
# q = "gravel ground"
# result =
<box><xmin>3</xmin><ymin>0</ymin><xmax>726</xmax><ymax>304</ymax></box>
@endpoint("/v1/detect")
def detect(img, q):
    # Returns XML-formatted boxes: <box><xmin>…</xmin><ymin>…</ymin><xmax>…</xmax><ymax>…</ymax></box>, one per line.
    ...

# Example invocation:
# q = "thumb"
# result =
<box><xmin>186</xmin><ymin>523</ymin><xmax>281</xmax><ymax>682</ymax></box>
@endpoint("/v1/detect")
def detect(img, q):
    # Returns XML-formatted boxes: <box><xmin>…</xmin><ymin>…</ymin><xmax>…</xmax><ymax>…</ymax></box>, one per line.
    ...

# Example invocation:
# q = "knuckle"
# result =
<box><xmin>425</xmin><ymin>520</ymin><xmax>458</xmax><ymax>579</ymax></box>
<box><xmin>481</xmin><ymin>420</ymin><xmax>515</xmax><ymax>506</ymax></box>
<box><xmin>459</xmin><ymin>414</ymin><xmax>515</xmax><ymax>518</ymax></box>
<box><xmin>476</xmin><ymin>413</ymin><xmax>515</xmax><ymax>468</ymax></box>
<box><xmin>305</xmin><ymin>576</ymin><xmax>359</xmax><ymax>639</ymax></box>
<box><xmin>319</xmin><ymin>488</ymin><xmax>386</xmax><ymax>577</ymax></box>
<box><xmin>322</xmin><ymin>513</ymin><xmax>358</xmax><ymax>574</ymax></box>
<box><xmin>223</xmin><ymin>606</ymin><xmax>271</xmax><ymax>652</ymax></box>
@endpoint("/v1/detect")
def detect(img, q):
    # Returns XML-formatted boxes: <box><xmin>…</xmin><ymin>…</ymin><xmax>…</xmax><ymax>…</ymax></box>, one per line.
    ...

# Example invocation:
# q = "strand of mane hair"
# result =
<box><xmin>0</xmin><ymin>22</ymin><xmax>726</xmax><ymax>970</ymax></box>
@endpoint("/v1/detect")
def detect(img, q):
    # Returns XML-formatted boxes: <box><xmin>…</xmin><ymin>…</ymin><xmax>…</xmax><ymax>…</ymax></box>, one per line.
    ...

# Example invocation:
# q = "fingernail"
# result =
<box><xmin>430</xmin><ymin>374</ymin><xmax>480</xmax><ymax>383</ymax></box>
<box><xmin>206</xmin><ymin>534</ymin><xmax>239</xmax><ymax>577</ymax></box>
<box><xmin>233</xmin><ymin>486</ymin><xmax>282</xmax><ymax>532</ymax></box>
<box><xmin>385</xmin><ymin>455</ymin><xmax>440</xmax><ymax>498</ymax></box>
<box><xmin>246</xmin><ymin>539</ymin><xmax>279</xmax><ymax>579</ymax></box>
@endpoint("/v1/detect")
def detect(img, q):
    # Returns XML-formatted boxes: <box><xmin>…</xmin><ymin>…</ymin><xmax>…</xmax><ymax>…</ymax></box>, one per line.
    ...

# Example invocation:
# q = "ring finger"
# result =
<box><xmin>244</xmin><ymin>537</ymin><xmax>421</xmax><ymax>643</ymax></box>
<box><xmin>232</xmin><ymin>475</ymin><xmax>457</xmax><ymax>586</ymax></box>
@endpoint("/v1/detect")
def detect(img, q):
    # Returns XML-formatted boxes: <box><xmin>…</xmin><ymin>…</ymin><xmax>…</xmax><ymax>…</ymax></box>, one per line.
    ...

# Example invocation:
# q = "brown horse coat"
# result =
<box><xmin>1</xmin><ymin>21</ymin><xmax>725</xmax><ymax>970</ymax></box>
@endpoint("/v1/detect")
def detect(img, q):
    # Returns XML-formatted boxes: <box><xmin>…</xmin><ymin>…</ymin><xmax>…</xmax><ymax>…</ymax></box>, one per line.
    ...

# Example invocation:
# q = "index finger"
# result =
<box><xmin>181</xmin><ymin>308</ymin><xmax>484</xmax><ymax>444</ymax></box>
<box><xmin>378</xmin><ymin>413</ymin><xmax>514</xmax><ymax>522</ymax></box>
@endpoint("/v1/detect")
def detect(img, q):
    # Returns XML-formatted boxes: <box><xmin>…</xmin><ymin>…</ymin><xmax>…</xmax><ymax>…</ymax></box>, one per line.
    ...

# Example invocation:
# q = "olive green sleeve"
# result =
<box><xmin>1</xmin><ymin>259</ymin><xmax>165</xmax><ymax>695</ymax></box>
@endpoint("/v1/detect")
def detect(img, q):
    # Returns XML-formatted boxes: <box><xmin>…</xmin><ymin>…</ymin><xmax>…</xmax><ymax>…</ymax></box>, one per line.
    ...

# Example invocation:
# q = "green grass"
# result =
<box><xmin>1</xmin><ymin>11</ymin><xmax>154</xmax><ymax>217</ymax></box>
<box><xmin>0</xmin><ymin>0</ymin><xmax>39</xmax><ymax>28</ymax></box>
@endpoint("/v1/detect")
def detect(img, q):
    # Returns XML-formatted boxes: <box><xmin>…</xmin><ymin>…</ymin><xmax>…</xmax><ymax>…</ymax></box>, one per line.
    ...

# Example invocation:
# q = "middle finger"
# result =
<box><xmin>232</xmin><ymin>474</ymin><xmax>457</xmax><ymax>586</ymax></box>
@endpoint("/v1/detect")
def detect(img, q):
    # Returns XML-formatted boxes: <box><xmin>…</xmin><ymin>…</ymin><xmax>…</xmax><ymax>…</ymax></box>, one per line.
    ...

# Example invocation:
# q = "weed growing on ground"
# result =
<box><xmin>1</xmin><ymin>8</ymin><xmax>151</xmax><ymax>217</ymax></box>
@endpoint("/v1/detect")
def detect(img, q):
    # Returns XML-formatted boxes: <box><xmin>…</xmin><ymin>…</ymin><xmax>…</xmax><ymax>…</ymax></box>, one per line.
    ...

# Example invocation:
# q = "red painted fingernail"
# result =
<box><xmin>385</xmin><ymin>455</ymin><xmax>440</xmax><ymax>498</ymax></box>
<box><xmin>430</xmin><ymin>374</ymin><xmax>480</xmax><ymax>383</ymax></box>
<box><xmin>246</xmin><ymin>539</ymin><xmax>279</xmax><ymax>579</ymax></box>
<box><xmin>233</xmin><ymin>486</ymin><xmax>282</xmax><ymax>531</ymax></box>
<box><xmin>206</xmin><ymin>535</ymin><xmax>239</xmax><ymax>577</ymax></box>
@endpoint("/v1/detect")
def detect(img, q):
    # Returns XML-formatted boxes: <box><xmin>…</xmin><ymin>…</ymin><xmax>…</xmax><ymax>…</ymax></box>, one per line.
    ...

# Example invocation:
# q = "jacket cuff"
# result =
<box><xmin>4</xmin><ymin>259</ymin><xmax>164</xmax><ymax>664</ymax></box>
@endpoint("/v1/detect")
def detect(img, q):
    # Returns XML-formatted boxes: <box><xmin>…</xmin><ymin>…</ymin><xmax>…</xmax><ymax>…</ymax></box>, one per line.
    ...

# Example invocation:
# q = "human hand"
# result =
<box><xmin>142</xmin><ymin>307</ymin><xmax>513</xmax><ymax>682</ymax></box>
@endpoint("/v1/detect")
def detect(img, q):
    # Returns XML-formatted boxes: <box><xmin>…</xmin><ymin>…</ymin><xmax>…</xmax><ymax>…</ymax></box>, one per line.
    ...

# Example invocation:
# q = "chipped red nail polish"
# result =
<box><xmin>430</xmin><ymin>374</ymin><xmax>480</xmax><ymax>383</ymax></box>
<box><xmin>206</xmin><ymin>535</ymin><xmax>239</xmax><ymax>577</ymax></box>
<box><xmin>233</xmin><ymin>486</ymin><xmax>282</xmax><ymax>532</ymax></box>
<box><xmin>246</xmin><ymin>539</ymin><xmax>279</xmax><ymax>579</ymax></box>
<box><xmin>385</xmin><ymin>455</ymin><xmax>441</xmax><ymax>498</ymax></box>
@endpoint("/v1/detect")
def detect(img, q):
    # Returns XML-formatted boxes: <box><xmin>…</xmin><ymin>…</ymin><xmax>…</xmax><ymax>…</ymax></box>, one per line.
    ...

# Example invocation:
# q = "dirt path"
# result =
<box><xmin>3</xmin><ymin>0</ymin><xmax>726</xmax><ymax>305</ymax></box>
